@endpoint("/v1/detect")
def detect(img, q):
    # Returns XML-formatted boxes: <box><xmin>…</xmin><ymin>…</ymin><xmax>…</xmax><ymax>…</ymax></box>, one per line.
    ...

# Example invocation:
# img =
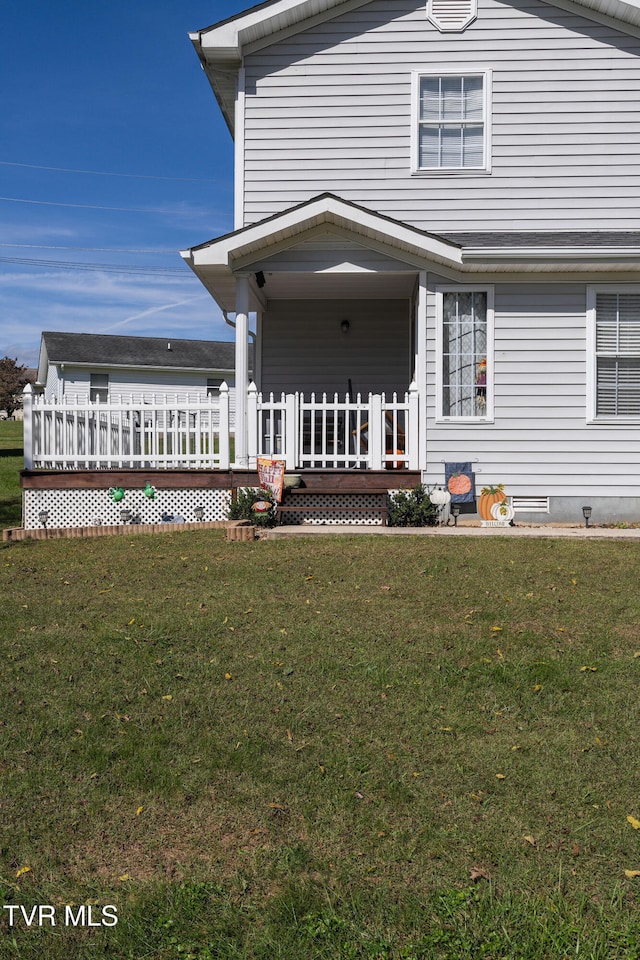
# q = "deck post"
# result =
<box><xmin>284</xmin><ymin>393</ymin><xmax>297</xmax><ymax>471</ymax></box>
<box><xmin>234</xmin><ymin>273</ymin><xmax>250</xmax><ymax>467</ymax></box>
<box><xmin>369</xmin><ymin>393</ymin><xmax>383</xmax><ymax>470</ymax></box>
<box><xmin>22</xmin><ymin>383</ymin><xmax>34</xmax><ymax>469</ymax></box>
<box><xmin>247</xmin><ymin>381</ymin><xmax>258</xmax><ymax>468</ymax></box>
<box><xmin>407</xmin><ymin>381</ymin><xmax>420</xmax><ymax>471</ymax></box>
<box><xmin>219</xmin><ymin>380</ymin><xmax>230</xmax><ymax>469</ymax></box>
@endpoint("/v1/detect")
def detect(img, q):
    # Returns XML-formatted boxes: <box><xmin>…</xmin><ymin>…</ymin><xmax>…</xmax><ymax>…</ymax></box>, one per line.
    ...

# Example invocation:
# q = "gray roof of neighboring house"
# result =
<box><xmin>40</xmin><ymin>332</ymin><xmax>251</xmax><ymax>372</ymax></box>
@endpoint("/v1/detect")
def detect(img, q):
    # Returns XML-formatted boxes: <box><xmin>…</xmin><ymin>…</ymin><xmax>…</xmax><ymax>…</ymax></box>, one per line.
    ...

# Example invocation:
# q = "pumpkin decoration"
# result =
<box><xmin>430</xmin><ymin>487</ymin><xmax>451</xmax><ymax>506</ymax></box>
<box><xmin>491</xmin><ymin>499</ymin><xmax>514</xmax><ymax>522</ymax></box>
<box><xmin>447</xmin><ymin>472</ymin><xmax>472</xmax><ymax>496</ymax></box>
<box><xmin>478</xmin><ymin>484</ymin><xmax>506</xmax><ymax>521</ymax></box>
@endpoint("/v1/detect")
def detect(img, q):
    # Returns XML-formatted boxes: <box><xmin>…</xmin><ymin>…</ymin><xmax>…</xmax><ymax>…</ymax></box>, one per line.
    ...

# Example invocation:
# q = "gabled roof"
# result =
<box><xmin>192</xmin><ymin>0</ymin><xmax>640</xmax><ymax>133</ymax></box>
<box><xmin>180</xmin><ymin>193</ymin><xmax>463</xmax><ymax>308</ymax></box>
<box><xmin>181</xmin><ymin>193</ymin><xmax>640</xmax><ymax>311</ymax></box>
<box><xmin>38</xmin><ymin>332</ymin><xmax>241</xmax><ymax>384</ymax></box>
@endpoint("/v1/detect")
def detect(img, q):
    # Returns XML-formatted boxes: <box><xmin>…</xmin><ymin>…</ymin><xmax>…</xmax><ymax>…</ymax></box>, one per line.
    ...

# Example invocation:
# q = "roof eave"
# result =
<box><xmin>462</xmin><ymin>247</ymin><xmax>640</xmax><ymax>271</ymax></box>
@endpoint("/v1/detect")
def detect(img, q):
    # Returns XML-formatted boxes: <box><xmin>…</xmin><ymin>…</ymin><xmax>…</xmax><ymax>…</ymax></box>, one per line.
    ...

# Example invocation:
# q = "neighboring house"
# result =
<box><xmin>37</xmin><ymin>332</ymin><xmax>253</xmax><ymax>422</ymax></box>
<box><xmin>179</xmin><ymin>0</ymin><xmax>640</xmax><ymax>521</ymax></box>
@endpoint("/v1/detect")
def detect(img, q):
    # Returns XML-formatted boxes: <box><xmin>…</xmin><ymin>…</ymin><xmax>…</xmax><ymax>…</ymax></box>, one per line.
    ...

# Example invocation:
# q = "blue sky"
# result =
<box><xmin>0</xmin><ymin>1</ymin><xmax>251</xmax><ymax>368</ymax></box>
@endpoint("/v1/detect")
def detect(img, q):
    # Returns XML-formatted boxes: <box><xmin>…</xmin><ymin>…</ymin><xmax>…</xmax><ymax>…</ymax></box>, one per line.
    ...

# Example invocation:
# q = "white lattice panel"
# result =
<box><xmin>24</xmin><ymin>488</ymin><xmax>231</xmax><ymax>529</ymax></box>
<box><xmin>278</xmin><ymin>493</ymin><xmax>385</xmax><ymax>525</ymax></box>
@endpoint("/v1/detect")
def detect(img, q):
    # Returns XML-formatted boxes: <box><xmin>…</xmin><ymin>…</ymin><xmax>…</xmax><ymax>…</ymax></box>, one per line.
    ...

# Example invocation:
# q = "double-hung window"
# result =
<box><xmin>90</xmin><ymin>373</ymin><xmax>109</xmax><ymax>403</ymax></box>
<box><xmin>587</xmin><ymin>288</ymin><xmax>640</xmax><ymax>420</ymax></box>
<box><xmin>413</xmin><ymin>72</ymin><xmax>490</xmax><ymax>172</ymax></box>
<box><xmin>437</xmin><ymin>287</ymin><xmax>494</xmax><ymax>421</ymax></box>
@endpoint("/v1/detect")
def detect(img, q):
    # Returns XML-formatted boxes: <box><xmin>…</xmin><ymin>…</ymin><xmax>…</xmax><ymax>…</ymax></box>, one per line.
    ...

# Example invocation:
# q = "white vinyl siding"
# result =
<box><xmin>425</xmin><ymin>281</ymin><xmax>640</xmax><ymax>498</ymax></box>
<box><xmin>242</xmin><ymin>0</ymin><xmax>640</xmax><ymax>231</ymax></box>
<box><xmin>436</xmin><ymin>286</ymin><xmax>494</xmax><ymax>421</ymax></box>
<box><xmin>587</xmin><ymin>288</ymin><xmax>640</xmax><ymax>421</ymax></box>
<box><xmin>414</xmin><ymin>73</ymin><xmax>487</xmax><ymax>171</ymax></box>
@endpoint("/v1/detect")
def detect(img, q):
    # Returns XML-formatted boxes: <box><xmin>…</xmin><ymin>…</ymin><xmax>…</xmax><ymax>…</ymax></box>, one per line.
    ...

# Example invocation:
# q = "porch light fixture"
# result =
<box><xmin>255</xmin><ymin>270</ymin><xmax>265</xmax><ymax>288</ymax></box>
<box><xmin>120</xmin><ymin>508</ymin><xmax>132</xmax><ymax>524</ymax></box>
<box><xmin>451</xmin><ymin>503</ymin><xmax>461</xmax><ymax>527</ymax></box>
<box><xmin>194</xmin><ymin>505</ymin><xmax>205</xmax><ymax>521</ymax></box>
<box><xmin>340</xmin><ymin>319</ymin><xmax>350</xmax><ymax>335</ymax></box>
<box><xmin>582</xmin><ymin>505</ymin><xmax>592</xmax><ymax>528</ymax></box>
<box><xmin>38</xmin><ymin>510</ymin><xmax>49</xmax><ymax>528</ymax></box>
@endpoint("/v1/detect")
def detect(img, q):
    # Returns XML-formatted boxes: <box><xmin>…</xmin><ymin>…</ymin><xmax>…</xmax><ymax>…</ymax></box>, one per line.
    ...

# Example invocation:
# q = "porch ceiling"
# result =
<box><xmin>186</xmin><ymin>266</ymin><xmax>416</xmax><ymax>311</ymax></box>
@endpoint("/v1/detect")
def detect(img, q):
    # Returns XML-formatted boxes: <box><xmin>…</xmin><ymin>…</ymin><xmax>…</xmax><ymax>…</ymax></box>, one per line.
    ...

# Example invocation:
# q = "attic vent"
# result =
<box><xmin>427</xmin><ymin>0</ymin><xmax>477</xmax><ymax>31</ymax></box>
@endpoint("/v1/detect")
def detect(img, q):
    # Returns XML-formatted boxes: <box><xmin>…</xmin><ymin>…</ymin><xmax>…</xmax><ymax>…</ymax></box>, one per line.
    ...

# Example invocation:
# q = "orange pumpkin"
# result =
<box><xmin>478</xmin><ymin>486</ymin><xmax>506</xmax><ymax>521</ymax></box>
<box><xmin>448</xmin><ymin>473</ymin><xmax>472</xmax><ymax>496</ymax></box>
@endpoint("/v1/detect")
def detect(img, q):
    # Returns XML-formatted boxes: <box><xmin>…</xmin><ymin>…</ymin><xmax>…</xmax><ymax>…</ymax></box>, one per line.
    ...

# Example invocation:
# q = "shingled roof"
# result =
<box><xmin>40</xmin><ymin>332</ymin><xmax>249</xmax><ymax>372</ymax></box>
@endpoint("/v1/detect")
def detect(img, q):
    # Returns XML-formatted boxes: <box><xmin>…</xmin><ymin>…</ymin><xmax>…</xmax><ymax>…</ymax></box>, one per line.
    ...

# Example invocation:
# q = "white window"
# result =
<box><xmin>90</xmin><ymin>373</ymin><xmax>109</xmax><ymax>403</ymax></box>
<box><xmin>412</xmin><ymin>72</ymin><xmax>490</xmax><ymax>173</ymax></box>
<box><xmin>436</xmin><ymin>287</ymin><xmax>494</xmax><ymax>421</ymax></box>
<box><xmin>587</xmin><ymin>288</ymin><xmax>640</xmax><ymax>420</ymax></box>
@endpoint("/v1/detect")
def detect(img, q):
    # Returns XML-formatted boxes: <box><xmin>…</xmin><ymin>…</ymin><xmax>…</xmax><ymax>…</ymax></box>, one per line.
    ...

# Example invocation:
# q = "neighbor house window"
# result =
<box><xmin>588</xmin><ymin>289</ymin><xmax>640</xmax><ymax>419</ymax></box>
<box><xmin>207</xmin><ymin>378</ymin><xmax>223</xmax><ymax>398</ymax></box>
<box><xmin>437</xmin><ymin>287</ymin><xmax>494</xmax><ymax>420</ymax></box>
<box><xmin>90</xmin><ymin>373</ymin><xmax>109</xmax><ymax>403</ymax></box>
<box><xmin>413</xmin><ymin>72</ymin><xmax>490</xmax><ymax>172</ymax></box>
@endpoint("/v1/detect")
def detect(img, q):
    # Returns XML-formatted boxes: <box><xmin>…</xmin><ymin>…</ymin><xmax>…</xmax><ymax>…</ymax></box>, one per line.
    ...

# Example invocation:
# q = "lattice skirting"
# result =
<box><xmin>23</xmin><ymin>488</ymin><xmax>232</xmax><ymax>529</ymax></box>
<box><xmin>277</xmin><ymin>492</ymin><xmax>387</xmax><ymax>525</ymax></box>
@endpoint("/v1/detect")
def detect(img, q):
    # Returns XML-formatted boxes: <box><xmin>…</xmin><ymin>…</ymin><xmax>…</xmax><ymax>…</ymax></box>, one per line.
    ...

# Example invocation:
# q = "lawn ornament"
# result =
<box><xmin>252</xmin><ymin>500</ymin><xmax>272</xmax><ymax>513</ymax></box>
<box><xmin>430</xmin><ymin>487</ymin><xmax>451</xmax><ymax>507</ymax></box>
<box><xmin>143</xmin><ymin>482</ymin><xmax>157</xmax><ymax>499</ymax></box>
<box><xmin>109</xmin><ymin>487</ymin><xmax>125</xmax><ymax>502</ymax></box>
<box><xmin>478</xmin><ymin>484</ymin><xmax>506</xmax><ymax>521</ymax></box>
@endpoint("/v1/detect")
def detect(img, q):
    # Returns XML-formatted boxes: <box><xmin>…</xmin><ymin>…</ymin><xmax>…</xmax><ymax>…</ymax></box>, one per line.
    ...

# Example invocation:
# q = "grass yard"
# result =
<box><xmin>0</xmin><ymin>420</ymin><xmax>23</xmax><ymax>530</ymax></box>
<box><xmin>2</xmin><ymin>530</ymin><xmax>640</xmax><ymax>958</ymax></box>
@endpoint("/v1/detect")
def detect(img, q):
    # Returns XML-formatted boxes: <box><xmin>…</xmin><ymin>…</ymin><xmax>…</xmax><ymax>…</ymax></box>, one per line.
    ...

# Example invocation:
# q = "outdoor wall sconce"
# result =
<box><xmin>451</xmin><ymin>503</ymin><xmax>461</xmax><ymax>527</ymax></box>
<box><xmin>582</xmin><ymin>505</ymin><xmax>592</xmax><ymax>528</ymax></box>
<box><xmin>340</xmin><ymin>319</ymin><xmax>350</xmax><ymax>335</ymax></box>
<box><xmin>120</xmin><ymin>508</ymin><xmax>132</xmax><ymax>524</ymax></box>
<box><xmin>38</xmin><ymin>510</ymin><xmax>49</xmax><ymax>528</ymax></box>
<box><xmin>194</xmin><ymin>505</ymin><xmax>205</xmax><ymax>521</ymax></box>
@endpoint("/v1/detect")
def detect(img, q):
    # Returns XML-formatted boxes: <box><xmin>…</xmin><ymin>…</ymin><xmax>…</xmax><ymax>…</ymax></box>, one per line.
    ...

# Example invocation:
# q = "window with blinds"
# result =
<box><xmin>595</xmin><ymin>293</ymin><xmax>640</xmax><ymax>417</ymax></box>
<box><xmin>439</xmin><ymin>290</ymin><xmax>493</xmax><ymax>419</ymax></box>
<box><xmin>417</xmin><ymin>75</ymin><xmax>486</xmax><ymax>170</ymax></box>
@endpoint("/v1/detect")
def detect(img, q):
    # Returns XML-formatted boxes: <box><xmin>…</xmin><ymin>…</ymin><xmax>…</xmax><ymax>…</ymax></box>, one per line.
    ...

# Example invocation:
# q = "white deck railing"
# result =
<box><xmin>23</xmin><ymin>381</ymin><xmax>419</xmax><ymax>471</ymax></box>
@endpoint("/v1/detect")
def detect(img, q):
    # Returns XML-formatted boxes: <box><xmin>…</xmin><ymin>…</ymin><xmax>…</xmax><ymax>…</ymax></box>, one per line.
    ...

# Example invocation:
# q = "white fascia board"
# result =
<box><xmin>462</xmin><ymin>247</ymin><xmax>640</xmax><ymax>267</ymax></box>
<box><xmin>182</xmin><ymin>197</ymin><xmax>463</xmax><ymax>271</ymax></box>
<box><xmin>192</xmin><ymin>0</ymin><xmax>640</xmax><ymax>58</ymax></box>
<box><xmin>191</xmin><ymin>0</ymin><xmax>338</xmax><ymax>59</ymax></box>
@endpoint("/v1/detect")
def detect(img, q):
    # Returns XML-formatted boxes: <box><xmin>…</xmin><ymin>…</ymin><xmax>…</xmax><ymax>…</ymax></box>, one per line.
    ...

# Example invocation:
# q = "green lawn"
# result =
<box><xmin>2</xmin><ymin>531</ymin><xmax>640</xmax><ymax>958</ymax></box>
<box><xmin>0</xmin><ymin>420</ymin><xmax>23</xmax><ymax>529</ymax></box>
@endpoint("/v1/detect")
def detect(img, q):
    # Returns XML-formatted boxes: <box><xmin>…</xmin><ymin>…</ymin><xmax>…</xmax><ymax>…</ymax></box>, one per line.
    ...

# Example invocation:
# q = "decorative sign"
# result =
<box><xmin>257</xmin><ymin>458</ymin><xmax>286</xmax><ymax>503</ymax></box>
<box><xmin>445</xmin><ymin>462</ymin><xmax>475</xmax><ymax>502</ymax></box>
<box><xmin>253</xmin><ymin>500</ymin><xmax>272</xmax><ymax>514</ymax></box>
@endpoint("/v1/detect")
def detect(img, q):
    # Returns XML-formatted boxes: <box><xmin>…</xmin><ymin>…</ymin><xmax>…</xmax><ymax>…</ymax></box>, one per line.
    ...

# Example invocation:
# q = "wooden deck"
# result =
<box><xmin>20</xmin><ymin>468</ymin><xmax>421</xmax><ymax>493</ymax></box>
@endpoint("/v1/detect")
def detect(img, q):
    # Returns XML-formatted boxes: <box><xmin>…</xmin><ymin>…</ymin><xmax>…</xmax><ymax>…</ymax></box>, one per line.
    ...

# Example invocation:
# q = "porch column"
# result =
<box><xmin>416</xmin><ymin>271</ymin><xmax>428</xmax><ymax>474</ymax></box>
<box><xmin>234</xmin><ymin>274</ymin><xmax>250</xmax><ymax>467</ymax></box>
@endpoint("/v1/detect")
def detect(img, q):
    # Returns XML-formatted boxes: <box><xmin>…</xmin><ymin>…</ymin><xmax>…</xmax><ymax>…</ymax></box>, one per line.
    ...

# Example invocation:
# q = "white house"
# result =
<box><xmin>179</xmin><ymin>0</ymin><xmax>640</xmax><ymax>522</ymax></box>
<box><xmin>37</xmin><ymin>331</ymin><xmax>252</xmax><ymax>421</ymax></box>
